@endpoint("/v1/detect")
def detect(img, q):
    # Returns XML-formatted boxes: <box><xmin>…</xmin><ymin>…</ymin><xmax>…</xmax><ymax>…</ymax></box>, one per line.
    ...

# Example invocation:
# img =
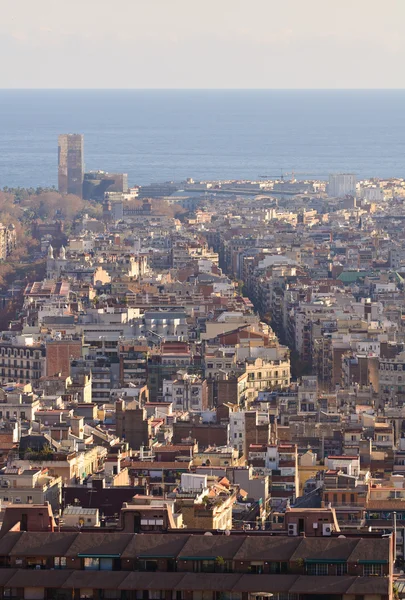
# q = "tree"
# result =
<box><xmin>0</xmin><ymin>264</ymin><xmax>13</xmax><ymax>287</ymax></box>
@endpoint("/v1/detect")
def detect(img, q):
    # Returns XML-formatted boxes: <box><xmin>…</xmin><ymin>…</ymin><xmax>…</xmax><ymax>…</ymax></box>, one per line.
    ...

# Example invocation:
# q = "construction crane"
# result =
<box><xmin>259</xmin><ymin>171</ymin><xmax>329</xmax><ymax>181</ymax></box>
<box><xmin>259</xmin><ymin>172</ymin><xmax>291</xmax><ymax>181</ymax></box>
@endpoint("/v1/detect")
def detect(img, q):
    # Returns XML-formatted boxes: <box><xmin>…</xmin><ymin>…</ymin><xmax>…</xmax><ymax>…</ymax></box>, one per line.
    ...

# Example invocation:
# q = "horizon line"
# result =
<box><xmin>1</xmin><ymin>87</ymin><xmax>405</xmax><ymax>92</ymax></box>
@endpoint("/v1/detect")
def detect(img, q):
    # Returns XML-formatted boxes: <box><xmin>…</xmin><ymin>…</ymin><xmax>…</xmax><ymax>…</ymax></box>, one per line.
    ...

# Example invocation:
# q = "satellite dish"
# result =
<box><xmin>204</xmin><ymin>532</ymin><xmax>213</xmax><ymax>536</ymax></box>
<box><xmin>338</xmin><ymin>535</ymin><xmax>346</xmax><ymax>538</ymax></box>
<box><xmin>225</xmin><ymin>530</ymin><xmax>231</xmax><ymax>536</ymax></box>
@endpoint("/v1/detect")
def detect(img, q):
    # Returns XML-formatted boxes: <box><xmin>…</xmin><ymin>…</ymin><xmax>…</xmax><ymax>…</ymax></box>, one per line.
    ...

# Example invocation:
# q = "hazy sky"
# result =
<box><xmin>1</xmin><ymin>0</ymin><xmax>405</xmax><ymax>88</ymax></box>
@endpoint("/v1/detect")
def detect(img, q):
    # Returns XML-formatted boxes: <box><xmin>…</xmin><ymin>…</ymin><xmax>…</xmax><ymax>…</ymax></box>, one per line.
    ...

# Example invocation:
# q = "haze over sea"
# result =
<box><xmin>0</xmin><ymin>89</ymin><xmax>404</xmax><ymax>189</ymax></box>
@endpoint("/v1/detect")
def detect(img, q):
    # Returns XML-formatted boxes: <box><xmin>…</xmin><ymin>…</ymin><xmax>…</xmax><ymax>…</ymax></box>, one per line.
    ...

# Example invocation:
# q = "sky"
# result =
<box><xmin>1</xmin><ymin>0</ymin><xmax>405</xmax><ymax>89</ymax></box>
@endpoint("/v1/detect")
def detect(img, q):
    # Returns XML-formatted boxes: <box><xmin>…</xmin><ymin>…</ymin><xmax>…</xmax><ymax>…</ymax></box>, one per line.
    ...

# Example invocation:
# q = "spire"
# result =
<box><xmin>48</xmin><ymin>244</ymin><xmax>54</xmax><ymax>259</ymax></box>
<box><xmin>59</xmin><ymin>245</ymin><xmax>66</xmax><ymax>260</ymax></box>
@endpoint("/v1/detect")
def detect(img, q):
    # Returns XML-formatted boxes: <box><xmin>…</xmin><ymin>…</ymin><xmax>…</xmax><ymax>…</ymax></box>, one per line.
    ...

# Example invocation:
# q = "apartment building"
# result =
<box><xmin>229</xmin><ymin>410</ymin><xmax>272</xmax><ymax>457</ymax></box>
<box><xmin>118</xmin><ymin>344</ymin><xmax>149</xmax><ymax>387</ymax></box>
<box><xmin>0</xmin><ymin>223</ymin><xmax>16</xmax><ymax>260</ymax></box>
<box><xmin>248</xmin><ymin>443</ymin><xmax>299</xmax><ymax>508</ymax></box>
<box><xmin>0</xmin><ymin>508</ymin><xmax>392</xmax><ymax>600</ymax></box>
<box><xmin>245</xmin><ymin>354</ymin><xmax>291</xmax><ymax>403</ymax></box>
<box><xmin>328</xmin><ymin>173</ymin><xmax>357</xmax><ymax>198</ymax></box>
<box><xmin>115</xmin><ymin>402</ymin><xmax>151</xmax><ymax>451</ymax></box>
<box><xmin>71</xmin><ymin>355</ymin><xmax>117</xmax><ymax>404</ymax></box>
<box><xmin>0</xmin><ymin>337</ymin><xmax>46</xmax><ymax>384</ymax></box>
<box><xmin>266</xmin><ymin>443</ymin><xmax>299</xmax><ymax>508</ymax></box>
<box><xmin>147</xmin><ymin>342</ymin><xmax>197</xmax><ymax>401</ymax></box>
<box><xmin>0</xmin><ymin>384</ymin><xmax>40</xmax><ymax>421</ymax></box>
<box><xmin>11</xmin><ymin>446</ymin><xmax>105</xmax><ymax>485</ymax></box>
<box><xmin>163</xmin><ymin>373</ymin><xmax>208</xmax><ymax>412</ymax></box>
<box><xmin>0</xmin><ymin>466</ymin><xmax>61</xmax><ymax>510</ymax></box>
<box><xmin>204</xmin><ymin>347</ymin><xmax>238</xmax><ymax>380</ymax></box>
<box><xmin>379</xmin><ymin>350</ymin><xmax>405</xmax><ymax>406</ymax></box>
<box><xmin>144</xmin><ymin>310</ymin><xmax>189</xmax><ymax>341</ymax></box>
<box><xmin>297</xmin><ymin>376</ymin><xmax>318</xmax><ymax>416</ymax></box>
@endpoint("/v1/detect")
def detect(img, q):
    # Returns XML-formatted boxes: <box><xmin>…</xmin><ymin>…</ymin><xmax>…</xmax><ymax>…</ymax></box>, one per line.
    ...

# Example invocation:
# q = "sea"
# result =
<box><xmin>0</xmin><ymin>89</ymin><xmax>404</xmax><ymax>189</ymax></box>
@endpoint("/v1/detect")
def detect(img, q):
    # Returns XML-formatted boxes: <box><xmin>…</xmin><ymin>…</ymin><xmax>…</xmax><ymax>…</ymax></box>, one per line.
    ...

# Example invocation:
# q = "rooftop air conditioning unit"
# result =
<box><xmin>288</xmin><ymin>523</ymin><xmax>298</xmax><ymax>536</ymax></box>
<box><xmin>322</xmin><ymin>524</ymin><xmax>332</xmax><ymax>536</ymax></box>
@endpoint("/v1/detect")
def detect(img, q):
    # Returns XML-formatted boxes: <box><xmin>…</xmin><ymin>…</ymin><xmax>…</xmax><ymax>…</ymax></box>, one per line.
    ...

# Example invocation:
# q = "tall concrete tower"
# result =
<box><xmin>58</xmin><ymin>134</ymin><xmax>84</xmax><ymax>198</ymax></box>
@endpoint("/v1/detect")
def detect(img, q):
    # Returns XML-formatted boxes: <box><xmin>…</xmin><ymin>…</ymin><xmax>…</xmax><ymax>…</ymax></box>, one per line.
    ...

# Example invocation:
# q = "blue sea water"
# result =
<box><xmin>0</xmin><ymin>89</ymin><xmax>404</xmax><ymax>188</ymax></box>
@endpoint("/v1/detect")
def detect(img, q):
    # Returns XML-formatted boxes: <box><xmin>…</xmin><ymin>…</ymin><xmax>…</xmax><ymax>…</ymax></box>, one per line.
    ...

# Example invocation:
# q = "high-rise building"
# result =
<box><xmin>58</xmin><ymin>134</ymin><xmax>84</xmax><ymax>198</ymax></box>
<box><xmin>328</xmin><ymin>173</ymin><xmax>356</xmax><ymax>198</ymax></box>
<box><xmin>0</xmin><ymin>223</ymin><xmax>16</xmax><ymax>260</ymax></box>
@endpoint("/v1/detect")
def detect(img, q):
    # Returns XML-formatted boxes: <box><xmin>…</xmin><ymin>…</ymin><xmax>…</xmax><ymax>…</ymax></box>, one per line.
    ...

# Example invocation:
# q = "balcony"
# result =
<box><xmin>331</xmin><ymin>502</ymin><xmax>366</xmax><ymax>509</ymax></box>
<box><xmin>339</xmin><ymin>518</ymin><xmax>366</xmax><ymax>528</ymax></box>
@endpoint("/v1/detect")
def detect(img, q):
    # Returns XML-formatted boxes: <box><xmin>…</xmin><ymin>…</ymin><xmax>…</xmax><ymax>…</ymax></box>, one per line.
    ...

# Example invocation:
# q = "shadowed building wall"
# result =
<box><xmin>58</xmin><ymin>134</ymin><xmax>84</xmax><ymax>198</ymax></box>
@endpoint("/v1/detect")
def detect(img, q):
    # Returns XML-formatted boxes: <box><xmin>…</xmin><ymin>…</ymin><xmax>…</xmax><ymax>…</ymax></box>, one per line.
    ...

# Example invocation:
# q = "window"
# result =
<box><xmin>141</xmin><ymin>560</ymin><xmax>158</xmax><ymax>572</ymax></box>
<box><xmin>269</xmin><ymin>562</ymin><xmax>281</xmax><ymax>574</ymax></box>
<box><xmin>307</xmin><ymin>563</ymin><xmax>328</xmax><ymax>575</ymax></box>
<box><xmin>200</xmin><ymin>560</ymin><xmax>215</xmax><ymax>573</ymax></box>
<box><xmin>363</xmin><ymin>563</ymin><xmax>383</xmax><ymax>576</ymax></box>
<box><xmin>249</xmin><ymin>562</ymin><xmax>264</xmax><ymax>574</ymax></box>
<box><xmin>27</xmin><ymin>558</ymin><xmax>46</xmax><ymax>568</ymax></box>
<box><xmin>336</xmin><ymin>563</ymin><xmax>348</xmax><ymax>575</ymax></box>
<box><xmin>54</xmin><ymin>557</ymin><xmax>67</xmax><ymax>569</ymax></box>
<box><xmin>100</xmin><ymin>558</ymin><xmax>113</xmax><ymax>570</ymax></box>
<box><xmin>84</xmin><ymin>557</ymin><xmax>100</xmax><ymax>570</ymax></box>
